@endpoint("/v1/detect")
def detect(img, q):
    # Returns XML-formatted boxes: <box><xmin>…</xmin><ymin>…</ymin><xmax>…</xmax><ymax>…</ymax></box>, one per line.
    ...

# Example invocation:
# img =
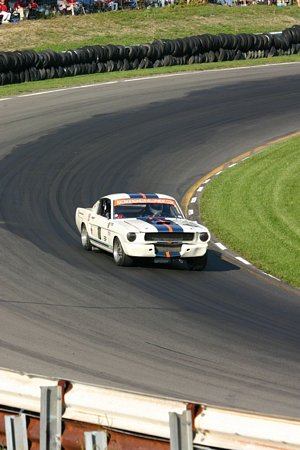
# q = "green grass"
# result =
<box><xmin>1</xmin><ymin>4</ymin><xmax>300</xmax><ymax>52</ymax></box>
<box><xmin>201</xmin><ymin>136</ymin><xmax>300</xmax><ymax>288</ymax></box>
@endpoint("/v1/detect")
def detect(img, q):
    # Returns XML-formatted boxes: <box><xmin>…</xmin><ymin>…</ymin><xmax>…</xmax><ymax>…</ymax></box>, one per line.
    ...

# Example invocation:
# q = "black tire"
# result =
<box><xmin>81</xmin><ymin>224</ymin><xmax>92</xmax><ymax>251</ymax></box>
<box><xmin>186</xmin><ymin>253</ymin><xmax>207</xmax><ymax>271</ymax></box>
<box><xmin>113</xmin><ymin>238</ymin><xmax>133</xmax><ymax>267</ymax></box>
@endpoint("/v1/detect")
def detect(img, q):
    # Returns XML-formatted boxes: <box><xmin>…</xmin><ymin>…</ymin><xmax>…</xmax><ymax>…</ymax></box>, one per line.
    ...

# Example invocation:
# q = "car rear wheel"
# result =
<box><xmin>186</xmin><ymin>253</ymin><xmax>207</xmax><ymax>271</ymax></box>
<box><xmin>113</xmin><ymin>237</ymin><xmax>133</xmax><ymax>267</ymax></box>
<box><xmin>81</xmin><ymin>224</ymin><xmax>92</xmax><ymax>251</ymax></box>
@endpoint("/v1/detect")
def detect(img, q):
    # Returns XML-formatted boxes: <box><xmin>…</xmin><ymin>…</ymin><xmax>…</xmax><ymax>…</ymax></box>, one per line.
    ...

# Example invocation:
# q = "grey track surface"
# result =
<box><xmin>0</xmin><ymin>64</ymin><xmax>300</xmax><ymax>418</ymax></box>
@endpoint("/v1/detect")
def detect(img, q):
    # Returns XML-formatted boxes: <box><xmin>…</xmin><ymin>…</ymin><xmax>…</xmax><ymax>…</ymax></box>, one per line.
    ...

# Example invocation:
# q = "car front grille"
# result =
<box><xmin>155</xmin><ymin>244</ymin><xmax>182</xmax><ymax>253</ymax></box>
<box><xmin>144</xmin><ymin>232</ymin><xmax>194</xmax><ymax>242</ymax></box>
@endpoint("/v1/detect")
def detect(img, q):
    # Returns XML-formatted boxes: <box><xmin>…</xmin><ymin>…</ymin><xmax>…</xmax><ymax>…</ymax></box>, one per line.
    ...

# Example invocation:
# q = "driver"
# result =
<box><xmin>149</xmin><ymin>203</ymin><xmax>163</xmax><ymax>217</ymax></box>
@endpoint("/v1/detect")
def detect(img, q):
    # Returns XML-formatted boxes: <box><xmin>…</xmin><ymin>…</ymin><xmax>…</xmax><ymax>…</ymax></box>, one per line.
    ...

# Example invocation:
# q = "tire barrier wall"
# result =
<box><xmin>1</xmin><ymin>368</ymin><xmax>300</xmax><ymax>450</ymax></box>
<box><xmin>0</xmin><ymin>25</ymin><xmax>300</xmax><ymax>86</ymax></box>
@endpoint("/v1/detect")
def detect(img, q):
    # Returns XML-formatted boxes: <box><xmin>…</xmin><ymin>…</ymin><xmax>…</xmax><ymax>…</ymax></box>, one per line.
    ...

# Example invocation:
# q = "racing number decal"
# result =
<box><xmin>99</xmin><ymin>227</ymin><xmax>107</xmax><ymax>242</ymax></box>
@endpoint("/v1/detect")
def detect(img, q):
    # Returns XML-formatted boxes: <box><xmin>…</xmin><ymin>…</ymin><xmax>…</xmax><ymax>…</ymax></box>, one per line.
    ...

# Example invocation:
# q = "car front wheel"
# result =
<box><xmin>113</xmin><ymin>237</ymin><xmax>133</xmax><ymax>267</ymax></box>
<box><xmin>186</xmin><ymin>253</ymin><xmax>207</xmax><ymax>271</ymax></box>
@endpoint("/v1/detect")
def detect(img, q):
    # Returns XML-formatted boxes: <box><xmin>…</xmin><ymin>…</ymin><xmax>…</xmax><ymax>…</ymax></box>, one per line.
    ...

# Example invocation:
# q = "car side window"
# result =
<box><xmin>99</xmin><ymin>199</ymin><xmax>111</xmax><ymax>219</ymax></box>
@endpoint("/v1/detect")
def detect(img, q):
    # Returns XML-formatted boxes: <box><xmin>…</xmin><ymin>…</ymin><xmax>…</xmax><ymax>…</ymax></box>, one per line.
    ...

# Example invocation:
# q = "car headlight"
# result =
<box><xmin>199</xmin><ymin>232</ymin><xmax>209</xmax><ymax>242</ymax></box>
<box><xmin>127</xmin><ymin>232</ymin><xmax>136</xmax><ymax>242</ymax></box>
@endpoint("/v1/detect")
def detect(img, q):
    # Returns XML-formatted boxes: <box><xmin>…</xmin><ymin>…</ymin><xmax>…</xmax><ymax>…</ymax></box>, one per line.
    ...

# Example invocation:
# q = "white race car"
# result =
<box><xmin>75</xmin><ymin>193</ymin><xmax>210</xmax><ymax>270</ymax></box>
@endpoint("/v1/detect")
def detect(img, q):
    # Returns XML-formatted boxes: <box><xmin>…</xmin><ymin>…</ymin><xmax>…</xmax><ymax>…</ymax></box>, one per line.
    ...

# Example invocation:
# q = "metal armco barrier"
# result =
<box><xmin>194</xmin><ymin>405</ymin><xmax>300</xmax><ymax>450</ymax></box>
<box><xmin>1</xmin><ymin>368</ymin><xmax>300</xmax><ymax>449</ymax></box>
<box><xmin>0</xmin><ymin>411</ymin><xmax>170</xmax><ymax>450</ymax></box>
<box><xmin>63</xmin><ymin>381</ymin><xmax>188</xmax><ymax>438</ymax></box>
<box><xmin>0</xmin><ymin>369</ymin><xmax>57</xmax><ymax>412</ymax></box>
<box><xmin>0</xmin><ymin>25</ymin><xmax>299</xmax><ymax>86</ymax></box>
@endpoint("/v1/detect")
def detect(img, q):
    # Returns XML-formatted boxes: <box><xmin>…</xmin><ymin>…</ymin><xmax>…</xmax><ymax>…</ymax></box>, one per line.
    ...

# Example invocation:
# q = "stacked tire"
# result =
<box><xmin>0</xmin><ymin>25</ymin><xmax>299</xmax><ymax>86</ymax></box>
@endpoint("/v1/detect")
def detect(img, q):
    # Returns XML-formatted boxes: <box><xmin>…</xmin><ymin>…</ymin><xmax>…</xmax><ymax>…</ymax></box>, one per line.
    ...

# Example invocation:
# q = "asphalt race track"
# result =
<box><xmin>0</xmin><ymin>63</ymin><xmax>300</xmax><ymax>419</ymax></box>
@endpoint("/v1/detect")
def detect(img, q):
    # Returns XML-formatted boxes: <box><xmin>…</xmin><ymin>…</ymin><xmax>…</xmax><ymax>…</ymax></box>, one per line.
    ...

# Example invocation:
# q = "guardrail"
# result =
<box><xmin>0</xmin><ymin>25</ymin><xmax>299</xmax><ymax>86</ymax></box>
<box><xmin>194</xmin><ymin>406</ymin><xmax>300</xmax><ymax>450</ymax></box>
<box><xmin>1</xmin><ymin>367</ymin><xmax>300</xmax><ymax>449</ymax></box>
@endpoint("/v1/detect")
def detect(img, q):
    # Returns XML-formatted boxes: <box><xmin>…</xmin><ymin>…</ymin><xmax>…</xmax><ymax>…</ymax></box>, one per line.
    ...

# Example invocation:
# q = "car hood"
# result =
<box><xmin>113</xmin><ymin>217</ymin><xmax>208</xmax><ymax>233</ymax></box>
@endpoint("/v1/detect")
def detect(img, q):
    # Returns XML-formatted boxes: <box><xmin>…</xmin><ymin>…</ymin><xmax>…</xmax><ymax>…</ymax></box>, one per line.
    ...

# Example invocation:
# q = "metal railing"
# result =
<box><xmin>0</xmin><ymin>368</ymin><xmax>300</xmax><ymax>450</ymax></box>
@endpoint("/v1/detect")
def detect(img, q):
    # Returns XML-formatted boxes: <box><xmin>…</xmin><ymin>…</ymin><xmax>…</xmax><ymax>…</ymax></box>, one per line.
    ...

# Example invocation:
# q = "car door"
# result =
<box><xmin>89</xmin><ymin>198</ymin><xmax>111</xmax><ymax>249</ymax></box>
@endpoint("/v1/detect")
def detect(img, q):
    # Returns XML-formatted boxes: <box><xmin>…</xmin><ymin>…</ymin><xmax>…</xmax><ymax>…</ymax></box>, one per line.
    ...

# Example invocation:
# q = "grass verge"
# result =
<box><xmin>200</xmin><ymin>135</ymin><xmax>300</xmax><ymax>288</ymax></box>
<box><xmin>1</xmin><ymin>5</ymin><xmax>300</xmax><ymax>52</ymax></box>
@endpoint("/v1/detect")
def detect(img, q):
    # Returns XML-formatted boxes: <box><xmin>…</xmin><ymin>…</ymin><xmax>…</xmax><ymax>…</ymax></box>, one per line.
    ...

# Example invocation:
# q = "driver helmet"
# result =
<box><xmin>149</xmin><ymin>203</ymin><xmax>163</xmax><ymax>216</ymax></box>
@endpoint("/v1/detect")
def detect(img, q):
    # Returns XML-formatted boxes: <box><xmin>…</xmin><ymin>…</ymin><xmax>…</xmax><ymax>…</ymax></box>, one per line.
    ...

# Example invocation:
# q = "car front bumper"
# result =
<box><xmin>123</xmin><ymin>242</ymin><xmax>208</xmax><ymax>259</ymax></box>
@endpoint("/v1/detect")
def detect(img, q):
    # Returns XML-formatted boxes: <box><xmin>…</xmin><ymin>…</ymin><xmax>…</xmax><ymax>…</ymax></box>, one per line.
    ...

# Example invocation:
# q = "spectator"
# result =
<box><xmin>0</xmin><ymin>0</ymin><xmax>11</xmax><ymax>23</ymax></box>
<box><xmin>0</xmin><ymin>0</ymin><xmax>11</xmax><ymax>22</ymax></box>
<box><xmin>108</xmin><ymin>0</ymin><xmax>118</xmax><ymax>9</ymax></box>
<box><xmin>57</xmin><ymin>0</ymin><xmax>66</xmax><ymax>13</ymax></box>
<box><xmin>27</xmin><ymin>0</ymin><xmax>39</xmax><ymax>17</ymax></box>
<box><xmin>28</xmin><ymin>0</ymin><xmax>38</xmax><ymax>8</ymax></box>
<box><xmin>13</xmin><ymin>0</ymin><xmax>27</xmax><ymax>19</ymax></box>
<box><xmin>73</xmin><ymin>0</ymin><xmax>81</xmax><ymax>14</ymax></box>
<box><xmin>66</xmin><ymin>0</ymin><xmax>76</xmax><ymax>14</ymax></box>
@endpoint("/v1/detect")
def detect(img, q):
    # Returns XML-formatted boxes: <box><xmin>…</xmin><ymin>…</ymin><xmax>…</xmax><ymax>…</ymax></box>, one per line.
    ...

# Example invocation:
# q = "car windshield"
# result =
<box><xmin>113</xmin><ymin>201</ymin><xmax>183</xmax><ymax>219</ymax></box>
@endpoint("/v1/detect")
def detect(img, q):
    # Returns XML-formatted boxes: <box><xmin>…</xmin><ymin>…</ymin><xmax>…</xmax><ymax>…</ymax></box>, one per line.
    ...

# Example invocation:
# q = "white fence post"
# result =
<box><xmin>5</xmin><ymin>413</ymin><xmax>28</xmax><ymax>450</ymax></box>
<box><xmin>40</xmin><ymin>386</ymin><xmax>62</xmax><ymax>450</ymax></box>
<box><xmin>84</xmin><ymin>431</ymin><xmax>108</xmax><ymax>450</ymax></box>
<box><xmin>169</xmin><ymin>410</ymin><xmax>193</xmax><ymax>450</ymax></box>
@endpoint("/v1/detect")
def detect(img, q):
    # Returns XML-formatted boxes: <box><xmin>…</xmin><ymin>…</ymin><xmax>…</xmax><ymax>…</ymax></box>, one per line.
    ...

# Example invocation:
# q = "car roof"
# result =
<box><xmin>101</xmin><ymin>193</ymin><xmax>176</xmax><ymax>201</ymax></box>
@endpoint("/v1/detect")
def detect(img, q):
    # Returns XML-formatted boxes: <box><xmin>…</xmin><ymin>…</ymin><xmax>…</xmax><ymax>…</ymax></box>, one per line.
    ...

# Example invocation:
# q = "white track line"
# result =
<box><xmin>18</xmin><ymin>81</ymin><xmax>119</xmax><ymax>97</ymax></box>
<box><xmin>262</xmin><ymin>272</ymin><xmax>281</xmax><ymax>281</ymax></box>
<box><xmin>235</xmin><ymin>256</ymin><xmax>251</xmax><ymax>265</ymax></box>
<box><xmin>215</xmin><ymin>242</ymin><xmax>227</xmax><ymax>251</ymax></box>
